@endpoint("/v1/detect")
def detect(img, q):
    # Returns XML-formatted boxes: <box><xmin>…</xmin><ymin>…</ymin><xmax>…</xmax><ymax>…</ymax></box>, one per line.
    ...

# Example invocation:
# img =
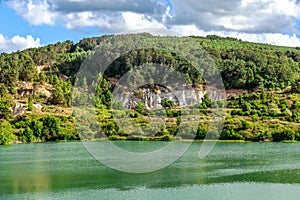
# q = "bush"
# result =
<box><xmin>19</xmin><ymin>127</ymin><xmax>35</xmax><ymax>142</ymax></box>
<box><xmin>295</xmin><ymin>132</ymin><xmax>300</xmax><ymax>141</ymax></box>
<box><xmin>198</xmin><ymin>103</ymin><xmax>207</xmax><ymax>109</ymax></box>
<box><xmin>41</xmin><ymin>115</ymin><xmax>61</xmax><ymax>141</ymax></box>
<box><xmin>231</xmin><ymin>109</ymin><xmax>243</xmax><ymax>116</ymax></box>
<box><xmin>129</xmin><ymin>111</ymin><xmax>140</xmax><ymax>118</ymax></box>
<box><xmin>290</xmin><ymin>101</ymin><xmax>300</xmax><ymax>110</ymax></box>
<box><xmin>220</xmin><ymin>129</ymin><xmax>243</xmax><ymax>140</ymax></box>
<box><xmin>161</xmin><ymin>98</ymin><xmax>175</xmax><ymax>109</ymax></box>
<box><xmin>29</xmin><ymin>120</ymin><xmax>43</xmax><ymax>139</ymax></box>
<box><xmin>196</xmin><ymin>126</ymin><xmax>207</xmax><ymax>139</ymax></box>
<box><xmin>160</xmin><ymin>135</ymin><xmax>174</xmax><ymax>141</ymax></box>
<box><xmin>272</xmin><ymin>128</ymin><xmax>295</xmax><ymax>142</ymax></box>
<box><xmin>279</xmin><ymin>104</ymin><xmax>287</xmax><ymax>109</ymax></box>
<box><xmin>253</xmin><ymin>131</ymin><xmax>272</xmax><ymax>142</ymax></box>
<box><xmin>0</xmin><ymin>120</ymin><xmax>15</xmax><ymax>145</ymax></box>
<box><xmin>241</xmin><ymin>120</ymin><xmax>253</xmax><ymax>130</ymax></box>
<box><xmin>251</xmin><ymin>93</ymin><xmax>260</xmax><ymax>100</ymax></box>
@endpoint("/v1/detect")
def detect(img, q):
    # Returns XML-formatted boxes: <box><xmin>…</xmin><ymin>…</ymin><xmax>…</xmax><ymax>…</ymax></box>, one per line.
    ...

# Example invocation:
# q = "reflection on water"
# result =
<box><xmin>0</xmin><ymin>142</ymin><xmax>300</xmax><ymax>199</ymax></box>
<box><xmin>3</xmin><ymin>183</ymin><xmax>300</xmax><ymax>200</ymax></box>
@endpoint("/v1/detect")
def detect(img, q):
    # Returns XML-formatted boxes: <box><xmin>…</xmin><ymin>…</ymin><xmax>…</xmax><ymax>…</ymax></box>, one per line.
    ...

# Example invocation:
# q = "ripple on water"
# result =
<box><xmin>2</xmin><ymin>183</ymin><xmax>300</xmax><ymax>200</ymax></box>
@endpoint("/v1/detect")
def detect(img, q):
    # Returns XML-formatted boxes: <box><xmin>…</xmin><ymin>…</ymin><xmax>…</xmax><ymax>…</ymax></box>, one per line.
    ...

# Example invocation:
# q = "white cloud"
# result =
<box><xmin>170</xmin><ymin>0</ymin><xmax>300</xmax><ymax>33</ymax></box>
<box><xmin>6</xmin><ymin>0</ymin><xmax>169</xmax><ymax>28</ymax></box>
<box><xmin>241</xmin><ymin>0</ymin><xmax>299</xmax><ymax>17</ymax></box>
<box><xmin>4</xmin><ymin>0</ymin><xmax>300</xmax><ymax>47</ymax></box>
<box><xmin>6</xmin><ymin>0</ymin><xmax>56</xmax><ymax>26</ymax></box>
<box><xmin>122</xmin><ymin>12</ymin><xmax>166</xmax><ymax>31</ymax></box>
<box><xmin>0</xmin><ymin>34</ymin><xmax>42</xmax><ymax>53</ymax></box>
<box><xmin>171</xmin><ymin>24</ymin><xmax>300</xmax><ymax>47</ymax></box>
<box><xmin>64</xmin><ymin>11</ymin><xmax>125</xmax><ymax>32</ymax></box>
<box><xmin>6</xmin><ymin>0</ymin><xmax>300</xmax><ymax>34</ymax></box>
<box><xmin>65</xmin><ymin>11</ymin><xmax>167</xmax><ymax>33</ymax></box>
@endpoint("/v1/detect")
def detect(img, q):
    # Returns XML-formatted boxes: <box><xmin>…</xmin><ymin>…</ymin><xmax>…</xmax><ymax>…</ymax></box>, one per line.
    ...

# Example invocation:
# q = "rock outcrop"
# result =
<box><xmin>113</xmin><ymin>84</ymin><xmax>225</xmax><ymax>110</ymax></box>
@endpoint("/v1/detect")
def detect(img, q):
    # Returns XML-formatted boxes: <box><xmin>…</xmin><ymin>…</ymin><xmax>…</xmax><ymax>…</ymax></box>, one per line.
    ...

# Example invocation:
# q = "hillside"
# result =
<box><xmin>1</xmin><ymin>33</ymin><xmax>300</xmax><ymax>144</ymax></box>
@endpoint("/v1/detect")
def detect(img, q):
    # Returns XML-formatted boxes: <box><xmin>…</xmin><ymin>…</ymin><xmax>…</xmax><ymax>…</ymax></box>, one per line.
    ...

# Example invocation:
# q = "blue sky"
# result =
<box><xmin>0</xmin><ymin>4</ymin><xmax>100</xmax><ymax>43</ymax></box>
<box><xmin>0</xmin><ymin>0</ymin><xmax>300</xmax><ymax>53</ymax></box>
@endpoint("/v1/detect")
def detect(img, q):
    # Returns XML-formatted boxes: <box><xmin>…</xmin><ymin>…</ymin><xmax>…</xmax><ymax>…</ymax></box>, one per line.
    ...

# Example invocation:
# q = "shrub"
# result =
<box><xmin>41</xmin><ymin>115</ymin><xmax>61</xmax><ymax>141</ymax></box>
<box><xmin>231</xmin><ymin>109</ymin><xmax>243</xmax><ymax>116</ymax></box>
<box><xmin>161</xmin><ymin>98</ymin><xmax>175</xmax><ymax>109</ymax></box>
<box><xmin>272</xmin><ymin>128</ymin><xmax>295</xmax><ymax>142</ymax></box>
<box><xmin>254</xmin><ymin>131</ymin><xmax>272</xmax><ymax>142</ymax></box>
<box><xmin>29</xmin><ymin>120</ymin><xmax>43</xmax><ymax>139</ymax></box>
<box><xmin>251</xmin><ymin>93</ymin><xmax>259</xmax><ymax>100</ymax></box>
<box><xmin>196</xmin><ymin>125</ymin><xmax>207</xmax><ymax>139</ymax></box>
<box><xmin>241</xmin><ymin>120</ymin><xmax>253</xmax><ymax>130</ymax></box>
<box><xmin>279</xmin><ymin>104</ymin><xmax>287</xmax><ymax>109</ymax></box>
<box><xmin>220</xmin><ymin>129</ymin><xmax>243</xmax><ymax>140</ymax></box>
<box><xmin>198</xmin><ymin>103</ymin><xmax>207</xmax><ymax>109</ymax></box>
<box><xmin>0</xmin><ymin>120</ymin><xmax>15</xmax><ymax>145</ymax></box>
<box><xmin>160</xmin><ymin>135</ymin><xmax>174</xmax><ymax>141</ymax></box>
<box><xmin>295</xmin><ymin>132</ymin><xmax>300</xmax><ymax>141</ymax></box>
<box><xmin>19</xmin><ymin>127</ymin><xmax>35</xmax><ymax>142</ymax></box>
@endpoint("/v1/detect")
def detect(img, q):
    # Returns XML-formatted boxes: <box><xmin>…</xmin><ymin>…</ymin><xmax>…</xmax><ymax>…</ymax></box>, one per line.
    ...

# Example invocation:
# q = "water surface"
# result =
<box><xmin>1</xmin><ymin>142</ymin><xmax>299</xmax><ymax>199</ymax></box>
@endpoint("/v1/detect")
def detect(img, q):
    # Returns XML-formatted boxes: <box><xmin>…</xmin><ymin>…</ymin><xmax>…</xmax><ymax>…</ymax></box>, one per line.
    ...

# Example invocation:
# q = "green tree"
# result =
<box><xmin>21</xmin><ymin>127</ymin><xmax>35</xmax><ymax>142</ymax></box>
<box><xmin>161</xmin><ymin>98</ymin><xmax>175</xmax><ymax>109</ymax></box>
<box><xmin>136</xmin><ymin>102</ymin><xmax>144</xmax><ymax>114</ymax></box>
<box><xmin>42</xmin><ymin>115</ymin><xmax>61</xmax><ymax>141</ymax></box>
<box><xmin>272</xmin><ymin>128</ymin><xmax>295</xmax><ymax>142</ymax></box>
<box><xmin>0</xmin><ymin>120</ymin><xmax>15</xmax><ymax>145</ymax></box>
<box><xmin>0</xmin><ymin>85</ymin><xmax>14</xmax><ymax>119</ymax></box>
<box><xmin>29</xmin><ymin>120</ymin><xmax>43</xmax><ymax>139</ymax></box>
<box><xmin>51</xmin><ymin>86</ymin><xmax>65</xmax><ymax>105</ymax></box>
<box><xmin>28</xmin><ymin>94</ymin><xmax>33</xmax><ymax>111</ymax></box>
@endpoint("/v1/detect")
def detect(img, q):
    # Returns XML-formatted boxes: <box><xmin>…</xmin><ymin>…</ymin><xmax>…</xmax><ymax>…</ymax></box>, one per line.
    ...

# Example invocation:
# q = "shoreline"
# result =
<box><xmin>7</xmin><ymin>138</ymin><xmax>298</xmax><ymax>146</ymax></box>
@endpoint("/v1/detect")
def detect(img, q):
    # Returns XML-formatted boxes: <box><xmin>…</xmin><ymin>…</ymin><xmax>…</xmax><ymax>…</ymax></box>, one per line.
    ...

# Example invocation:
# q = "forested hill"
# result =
<box><xmin>1</xmin><ymin>33</ymin><xmax>300</xmax><ymax>145</ymax></box>
<box><xmin>196</xmin><ymin>35</ymin><xmax>300</xmax><ymax>89</ymax></box>
<box><xmin>1</xmin><ymin>34</ymin><xmax>300</xmax><ymax>91</ymax></box>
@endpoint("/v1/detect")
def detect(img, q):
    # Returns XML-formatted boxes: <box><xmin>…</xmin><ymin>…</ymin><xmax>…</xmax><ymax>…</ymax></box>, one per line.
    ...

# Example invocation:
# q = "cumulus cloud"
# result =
<box><xmin>122</xmin><ymin>12</ymin><xmax>167</xmax><ymax>31</ymax></box>
<box><xmin>6</xmin><ymin>0</ymin><xmax>169</xmax><ymax>29</ymax></box>
<box><xmin>0</xmin><ymin>34</ymin><xmax>42</xmax><ymax>53</ymax></box>
<box><xmin>171</xmin><ymin>25</ymin><xmax>300</xmax><ymax>47</ymax></box>
<box><xmin>169</xmin><ymin>0</ymin><xmax>300</xmax><ymax>34</ymax></box>
<box><xmin>4</xmin><ymin>0</ymin><xmax>300</xmax><ymax>47</ymax></box>
<box><xmin>6</xmin><ymin>0</ymin><xmax>56</xmax><ymax>26</ymax></box>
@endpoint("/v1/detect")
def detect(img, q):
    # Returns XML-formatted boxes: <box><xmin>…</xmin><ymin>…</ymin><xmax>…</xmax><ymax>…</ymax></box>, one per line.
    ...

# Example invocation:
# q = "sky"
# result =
<box><xmin>0</xmin><ymin>0</ymin><xmax>300</xmax><ymax>53</ymax></box>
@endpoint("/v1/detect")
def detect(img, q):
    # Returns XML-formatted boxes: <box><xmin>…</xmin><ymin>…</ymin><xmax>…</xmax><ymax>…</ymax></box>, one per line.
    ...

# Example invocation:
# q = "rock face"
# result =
<box><xmin>12</xmin><ymin>102</ymin><xmax>27</xmax><ymax>117</ymax></box>
<box><xmin>17</xmin><ymin>82</ymin><xmax>53</xmax><ymax>99</ymax></box>
<box><xmin>113</xmin><ymin>84</ymin><xmax>224</xmax><ymax>110</ymax></box>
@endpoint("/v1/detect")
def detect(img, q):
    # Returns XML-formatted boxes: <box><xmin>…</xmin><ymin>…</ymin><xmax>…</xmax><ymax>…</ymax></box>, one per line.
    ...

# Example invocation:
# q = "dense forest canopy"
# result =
<box><xmin>1</xmin><ymin>33</ymin><xmax>299</xmax><ymax>91</ymax></box>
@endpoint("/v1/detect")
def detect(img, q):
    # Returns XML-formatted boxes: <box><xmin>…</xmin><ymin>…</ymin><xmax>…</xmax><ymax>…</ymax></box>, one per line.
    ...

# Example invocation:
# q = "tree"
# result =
<box><xmin>0</xmin><ymin>120</ymin><xmax>15</xmax><ymax>145</ymax></box>
<box><xmin>161</xmin><ymin>98</ymin><xmax>175</xmax><ymax>109</ymax></box>
<box><xmin>29</xmin><ymin>120</ymin><xmax>43</xmax><ymax>139</ymax></box>
<box><xmin>0</xmin><ymin>85</ymin><xmax>14</xmax><ymax>119</ymax></box>
<box><xmin>51</xmin><ymin>86</ymin><xmax>65</xmax><ymax>105</ymax></box>
<box><xmin>272</xmin><ymin>128</ymin><xmax>295</xmax><ymax>142</ymax></box>
<box><xmin>42</xmin><ymin>115</ymin><xmax>61</xmax><ymax>141</ymax></box>
<box><xmin>200</xmin><ymin>94</ymin><xmax>211</xmax><ymax>108</ymax></box>
<box><xmin>291</xmin><ymin>81</ymin><xmax>300</xmax><ymax>93</ymax></box>
<box><xmin>21</xmin><ymin>127</ymin><xmax>35</xmax><ymax>142</ymax></box>
<box><xmin>28</xmin><ymin>94</ymin><xmax>33</xmax><ymax>111</ymax></box>
<box><xmin>136</xmin><ymin>102</ymin><xmax>144</xmax><ymax>114</ymax></box>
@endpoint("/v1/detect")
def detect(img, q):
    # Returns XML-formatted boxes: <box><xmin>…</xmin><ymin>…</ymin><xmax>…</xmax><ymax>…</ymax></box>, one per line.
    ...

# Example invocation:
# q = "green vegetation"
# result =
<box><xmin>195</xmin><ymin>35</ymin><xmax>300</xmax><ymax>89</ymax></box>
<box><xmin>1</xmin><ymin>33</ymin><xmax>300</xmax><ymax>144</ymax></box>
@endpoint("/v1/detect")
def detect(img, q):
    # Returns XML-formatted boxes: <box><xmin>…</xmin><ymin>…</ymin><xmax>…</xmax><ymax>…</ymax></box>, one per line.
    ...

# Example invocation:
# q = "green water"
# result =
<box><xmin>1</xmin><ymin>142</ymin><xmax>300</xmax><ymax>199</ymax></box>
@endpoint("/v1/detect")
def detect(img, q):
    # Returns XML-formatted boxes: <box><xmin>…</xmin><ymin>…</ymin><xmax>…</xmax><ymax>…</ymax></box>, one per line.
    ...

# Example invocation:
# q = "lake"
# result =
<box><xmin>1</xmin><ymin>141</ymin><xmax>300</xmax><ymax>199</ymax></box>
